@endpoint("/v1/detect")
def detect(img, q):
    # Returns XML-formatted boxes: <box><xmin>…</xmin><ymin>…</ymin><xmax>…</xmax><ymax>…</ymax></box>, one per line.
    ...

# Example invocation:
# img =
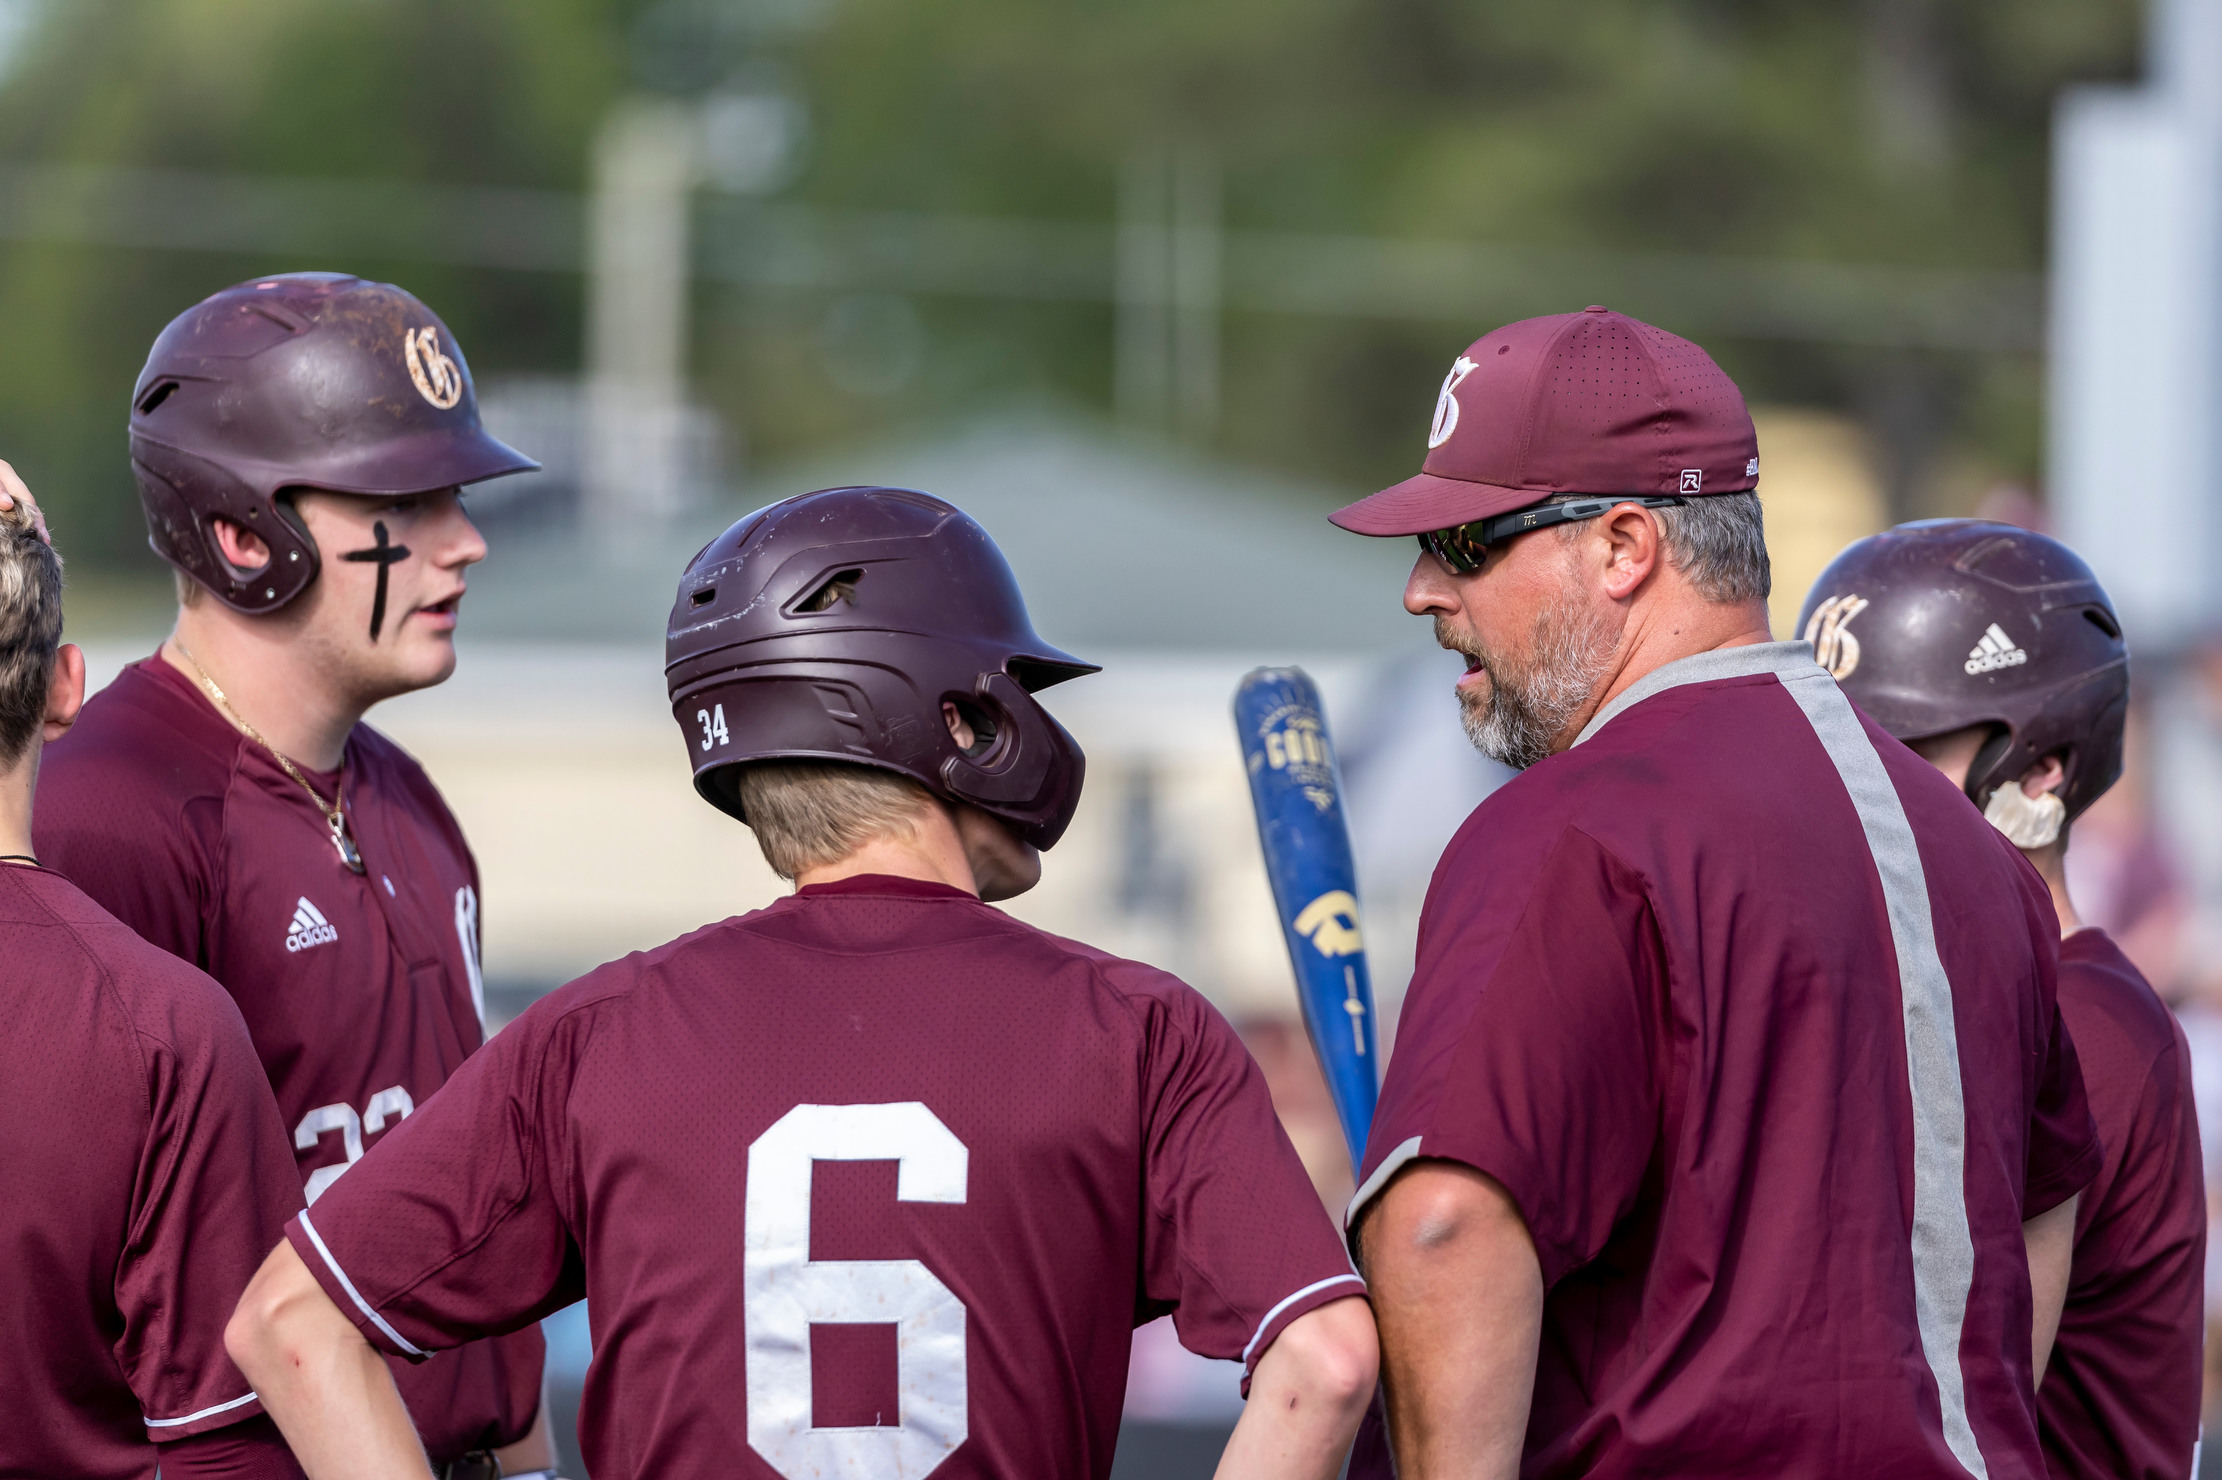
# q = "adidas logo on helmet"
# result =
<box><xmin>286</xmin><ymin>896</ymin><xmax>338</xmax><ymax>953</ymax></box>
<box><xmin>1964</xmin><ymin>623</ymin><xmax>2029</xmax><ymax>676</ymax></box>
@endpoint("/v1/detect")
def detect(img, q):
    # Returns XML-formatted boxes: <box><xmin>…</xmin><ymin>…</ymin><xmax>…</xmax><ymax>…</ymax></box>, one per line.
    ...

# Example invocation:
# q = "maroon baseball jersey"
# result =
<box><xmin>0</xmin><ymin>862</ymin><xmax>303</xmax><ymax>1477</ymax></box>
<box><xmin>33</xmin><ymin>656</ymin><xmax>544</xmax><ymax>1462</ymax></box>
<box><xmin>2037</xmin><ymin>928</ymin><xmax>2204</xmax><ymax>1479</ymax></box>
<box><xmin>288</xmin><ymin>875</ymin><xmax>1365</xmax><ymax>1480</ymax></box>
<box><xmin>1351</xmin><ymin>641</ymin><xmax>2099</xmax><ymax>1480</ymax></box>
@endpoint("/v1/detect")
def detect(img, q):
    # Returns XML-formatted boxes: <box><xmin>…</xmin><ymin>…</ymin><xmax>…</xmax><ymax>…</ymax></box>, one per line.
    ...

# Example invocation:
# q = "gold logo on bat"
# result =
<box><xmin>1295</xmin><ymin>890</ymin><xmax>1364</xmax><ymax>958</ymax></box>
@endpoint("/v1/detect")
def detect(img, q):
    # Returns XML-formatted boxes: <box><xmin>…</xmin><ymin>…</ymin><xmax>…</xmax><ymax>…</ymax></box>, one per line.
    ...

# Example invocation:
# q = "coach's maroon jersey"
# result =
<box><xmin>0</xmin><ymin>863</ymin><xmax>302</xmax><ymax>1476</ymax></box>
<box><xmin>2037</xmin><ymin>928</ymin><xmax>2204</xmax><ymax>1479</ymax></box>
<box><xmin>33</xmin><ymin>656</ymin><xmax>543</xmax><ymax>1461</ymax></box>
<box><xmin>1352</xmin><ymin>642</ymin><xmax>2099</xmax><ymax>1480</ymax></box>
<box><xmin>289</xmin><ymin>875</ymin><xmax>1365</xmax><ymax>1480</ymax></box>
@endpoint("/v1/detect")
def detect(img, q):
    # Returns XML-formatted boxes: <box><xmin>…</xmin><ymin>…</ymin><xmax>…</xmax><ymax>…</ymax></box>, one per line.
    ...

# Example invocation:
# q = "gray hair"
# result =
<box><xmin>1553</xmin><ymin>491</ymin><xmax>1770</xmax><ymax>605</ymax></box>
<box><xmin>734</xmin><ymin>759</ymin><xmax>938</xmax><ymax>880</ymax></box>
<box><xmin>0</xmin><ymin>499</ymin><xmax>63</xmax><ymax>770</ymax></box>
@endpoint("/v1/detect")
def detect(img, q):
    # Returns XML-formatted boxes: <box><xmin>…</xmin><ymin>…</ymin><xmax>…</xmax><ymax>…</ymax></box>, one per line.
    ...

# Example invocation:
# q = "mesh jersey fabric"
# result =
<box><xmin>291</xmin><ymin>875</ymin><xmax>1364</xmax><ymax>1480</ymax></box>
<box><xmin>33</xmin><ymin>656</ymin><xmax>543</xmax><ymax>1460</ymax></box>
<box><xmin>1350</xmin><ymin>642</ymin><xmax>2098</xmax><ymax>1480</ymax></box>
<box><xmin>0</xmin><ymin>864</ymin><xmax>303</xmax><ymax>1477</ymax></box>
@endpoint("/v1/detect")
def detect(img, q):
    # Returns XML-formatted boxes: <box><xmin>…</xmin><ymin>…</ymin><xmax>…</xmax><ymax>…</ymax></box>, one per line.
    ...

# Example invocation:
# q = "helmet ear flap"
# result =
<box><xmin>130</xmin><ymin>438</ymin><xmax>319</xmax><ymax>613</ymax></box>
<box><xmin>935</xmin><ymin>671</ymin><xmax>1087</xmax><ymax>849</ymax></box>
<box><xmin>1963</xmin><ymin>724</ymin><xmax>2018</xmax><ymax>810</ymax></box>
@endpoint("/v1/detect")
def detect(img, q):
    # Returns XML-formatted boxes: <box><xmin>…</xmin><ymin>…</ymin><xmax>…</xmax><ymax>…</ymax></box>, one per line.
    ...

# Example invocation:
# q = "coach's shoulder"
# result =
<box><xmin>1427</xmin><ymin>763</ymin><xmax>1590</xmax><ymax>897</ymax></box>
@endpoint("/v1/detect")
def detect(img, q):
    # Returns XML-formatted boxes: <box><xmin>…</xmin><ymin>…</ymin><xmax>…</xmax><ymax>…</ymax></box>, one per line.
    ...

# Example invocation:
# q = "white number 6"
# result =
<box><xmin>746</xmin><ymin>1102</ymin><xmax>969</xmax><ymax>1478</ymax></box>
<box><xmin>697</xmin><ymin>704</ymin><xmax>731</xmax><ymax>752</ymax></box>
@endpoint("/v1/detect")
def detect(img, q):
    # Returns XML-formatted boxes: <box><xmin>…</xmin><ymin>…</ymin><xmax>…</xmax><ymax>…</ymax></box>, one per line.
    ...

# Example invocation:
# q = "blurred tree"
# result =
<box><xmin>0</xmin><ymin>0</ymin><xmax>633</xmax><ymax>561</ymax></box>
<box><xmin>0</xmin><ymin>0</ymin><xmax>2148</xmax><ymax>562</ymax></box>
<box><xmin>743</xmin><ymin>0</ymin><xmax>2141</xmax><ymax>509</ymax></box>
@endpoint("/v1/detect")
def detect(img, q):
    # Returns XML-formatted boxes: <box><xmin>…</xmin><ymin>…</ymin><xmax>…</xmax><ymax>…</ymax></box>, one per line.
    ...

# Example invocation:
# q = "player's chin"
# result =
<box><xmin>382</xmin><ymin>625</ymin><xmax>461</xmax><ymax>690</ymax></box>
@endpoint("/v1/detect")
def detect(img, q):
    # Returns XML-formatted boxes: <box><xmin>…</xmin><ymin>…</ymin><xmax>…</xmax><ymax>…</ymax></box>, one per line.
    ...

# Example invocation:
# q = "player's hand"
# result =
<box><xmin>0</xmin><ymin>460</ymin><xmax>51</xmax><ymax>544</ymax></box>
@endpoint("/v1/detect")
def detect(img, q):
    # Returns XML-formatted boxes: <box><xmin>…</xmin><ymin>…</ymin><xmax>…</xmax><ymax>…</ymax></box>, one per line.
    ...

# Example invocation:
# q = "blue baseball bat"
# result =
<box><xmin>1233</xmin><ymin>667</ymin><xmax>1379</xmax><ymax>1170</ymax></box>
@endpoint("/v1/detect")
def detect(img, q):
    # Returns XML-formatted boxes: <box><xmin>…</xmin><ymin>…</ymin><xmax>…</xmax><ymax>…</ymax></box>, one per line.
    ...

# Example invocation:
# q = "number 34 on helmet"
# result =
<box><xmin>665</xmin><ymin>487</ymin><xmax>1101</xmax><ymax>851</ymax></box>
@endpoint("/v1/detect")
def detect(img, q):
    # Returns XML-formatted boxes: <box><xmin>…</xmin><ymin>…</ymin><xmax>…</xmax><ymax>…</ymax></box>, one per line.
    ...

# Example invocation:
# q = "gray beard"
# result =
<box><xmin>1443</xmin><ymin>594</ymin><xmax>1617</xmax><ymax>770</ymax></box>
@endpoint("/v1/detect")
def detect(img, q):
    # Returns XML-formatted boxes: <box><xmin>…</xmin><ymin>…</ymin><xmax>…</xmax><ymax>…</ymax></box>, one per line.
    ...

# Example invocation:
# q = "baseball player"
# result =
<box><xmin>1804</xmin><ymin>521</ymin><xmax>2205</xmax><ymax>1480</ymax></box>
<box><xmin>1331</xmin><ymin>307</ymin><xmax>2098</xmax><ymax>1478</ymax></box>
<box><xmin>225</xmin><ymin>486</ymin><xmax>1378</xmax><ymax>1480</ymax></box>
<box><xmin>0</xmin><ymin>478</ymin><xmax>305</xmax><ymax>1478</ymax></box>
<box><xmin>32</xmin><ymin>275</ymin><xmax>555</xmax><ymax>1477</ymax></box>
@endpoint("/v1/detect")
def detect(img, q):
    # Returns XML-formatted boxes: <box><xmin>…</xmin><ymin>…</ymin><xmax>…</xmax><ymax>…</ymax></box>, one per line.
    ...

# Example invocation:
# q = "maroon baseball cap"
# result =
<box><xmin>1331</xmin><ymin>306</ymin><xmax>1759</xmax><ymax>536</ymax></box>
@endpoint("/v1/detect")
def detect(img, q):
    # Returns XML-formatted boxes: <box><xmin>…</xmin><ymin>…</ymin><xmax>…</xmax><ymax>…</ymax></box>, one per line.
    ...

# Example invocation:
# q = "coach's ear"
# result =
<box><xmin>42</xmin><ymin>643</ymin><xmax>84</xmax><ymax>743</ymax></box>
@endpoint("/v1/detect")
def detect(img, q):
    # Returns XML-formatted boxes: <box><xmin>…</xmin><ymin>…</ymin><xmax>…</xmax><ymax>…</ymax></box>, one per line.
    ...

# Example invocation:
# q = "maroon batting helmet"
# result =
<box><xmin>665</xmin><ymin>486</ymin><xmax>1100</xmax><ymax>849</ymax></box>
<box><xmin>1796</xmin><ymin>519</ymin><xmax>2129</xmax><ymax>822</ymax></box>
<box><xmin>129</xmin><ymin>272</ymin><xmax>537</xmax><ymax>613</ymax></box>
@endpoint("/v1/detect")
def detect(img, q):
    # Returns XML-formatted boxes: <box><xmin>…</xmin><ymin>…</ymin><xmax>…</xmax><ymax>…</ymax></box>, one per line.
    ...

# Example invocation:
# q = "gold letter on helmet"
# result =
<box><xmin>404</xmin><ymin>327</ymin><xmax>463</xmax><ymax>410</ymax></box>
<box><xmin>1804</xmin><ymin>594</ymin><xmax>1869</xmax><ymax>680</ymax></box>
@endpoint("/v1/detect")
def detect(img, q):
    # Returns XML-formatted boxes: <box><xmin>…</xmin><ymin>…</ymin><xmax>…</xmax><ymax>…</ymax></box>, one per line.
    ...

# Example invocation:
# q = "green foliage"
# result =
<box><xmin>0</xmin><ymin>0</ymin><xmax>631</xmax><ymax>560</ymax></box>
<box><xmin>0</xmin><ymin>0</ymin><xmax>2148</xmax><ymax>561</ymax></box>
<box><xmin>737</xmin><ymin>0</ymin><xmax>2142</xmax><ymax>503</ymax></box>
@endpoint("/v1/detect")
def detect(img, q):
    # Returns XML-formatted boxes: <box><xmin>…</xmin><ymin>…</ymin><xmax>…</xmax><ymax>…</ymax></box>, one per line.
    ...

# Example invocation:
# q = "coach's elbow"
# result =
<box><xmin>1271</xmin><ymin>1297</ymin><xmax>1380</xmax><ymax>1424</ymax></box>
<box><xmin>225</xmin><ymin>1240</ymin><xmax>341</xmax><ymax>1386</ymax></box>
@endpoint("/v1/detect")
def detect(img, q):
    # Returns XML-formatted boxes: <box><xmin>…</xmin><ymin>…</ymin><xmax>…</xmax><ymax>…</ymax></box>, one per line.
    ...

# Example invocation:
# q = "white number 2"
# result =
<box><xmin>296</xmin><ymin>1085</ymin><xmax>415</xmax><ymax>1204</ymax></box>
<box><xmin>745</xmin><ymin>1102</ymin><xmax>969</xmax><ymax>1478</ymax></box>
<box><xmin>698</xmin><ymin>704</ymin><xmax>730</xmax><ymax>752</ymax></box>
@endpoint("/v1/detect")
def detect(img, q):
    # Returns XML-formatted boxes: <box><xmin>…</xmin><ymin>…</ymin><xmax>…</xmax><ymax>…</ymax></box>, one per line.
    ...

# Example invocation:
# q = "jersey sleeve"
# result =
<box><xmin>1131</xmin><ymin>974</ymin><xmax>1365</xmax><ymax>1387</ymax></box>
<box><xmin>2025</xmin><ymin>996</ymin><xmax>2100</xmax><ymax>1217</ymax></box>
<box><xmin>2018</xmin><ymin>870</ymin><xmax>2101</xmax><ymax>1217</ymax></box>
<box><xmin>286</xmin><ymin>986</ymin><xmax>593</xmax><ymax>1358</ymax></box>
<box><xmin>1352</xmin><ymin>825</ymin><xmax>1665</xmax><ymax>1287</ymax></box>
<box><xmin>116</xmin><ymin>974</ymin><xmax>306</xmax><ymax>1441</ymax></box>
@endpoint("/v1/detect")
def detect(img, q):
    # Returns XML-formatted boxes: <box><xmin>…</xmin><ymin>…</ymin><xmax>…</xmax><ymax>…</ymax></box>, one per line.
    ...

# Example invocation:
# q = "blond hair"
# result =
<box><xmin>734</xmin><ymin>760</ymin><xmax>937</xmax><ymax>880</ymax></box>
<box><xmin>0</xmin><ymin>500</ymin><xmax>63</xmax><ymax>769</ymax></box>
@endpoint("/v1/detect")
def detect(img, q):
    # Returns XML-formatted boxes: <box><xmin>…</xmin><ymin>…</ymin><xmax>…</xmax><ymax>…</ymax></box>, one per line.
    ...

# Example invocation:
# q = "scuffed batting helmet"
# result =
<box><xmin>129</xmin><ymin>272</ymin><xmax>537</xmax><ymax>614</ymax></box>
<box><xmin>664</xmin><ymin>486</ymin><xmax>1101</xmax><ymax>849</ymax></box>
<box><xmin>1797</xmin><ymin>519</ymin><xmax>2129</xmax><ymax>822</ymax></box>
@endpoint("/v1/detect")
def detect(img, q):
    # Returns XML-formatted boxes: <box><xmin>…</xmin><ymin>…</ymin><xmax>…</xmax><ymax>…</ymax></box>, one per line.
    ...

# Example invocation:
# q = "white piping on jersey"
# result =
<box><xmin>1574</xmin><ymin>639</ymin><xmax>1990</xmax><ymax>1480</ymax></box>
<box><xmin>1344</xmin><ymin>1135</ymin><xmax>1425</xmax><ymax>1231</ymax></box>
<box><xmin>1241</xmin><ymin>1273</ymin><xmax>1367</xmax><ymax>1369</ymax></box>
<box><xmin>454</xmin><ymin>885</ymin><xmax>485</xmax><ymax>1029</ymax></box>
<box><xmin>143</xmin><ymin>1389</ymin><xmax>259</xmax><ymax>1428</ymax></box>
<box><xmin>297</xmin><ymin>1209</ymin><xmax>426</xmax><ymax>1359</ymax></box>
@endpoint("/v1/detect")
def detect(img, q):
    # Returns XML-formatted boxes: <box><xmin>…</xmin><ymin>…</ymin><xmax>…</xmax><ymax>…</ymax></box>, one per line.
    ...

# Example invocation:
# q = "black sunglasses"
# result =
<box><xmin>1417</xmin><ymin>495</ymin><xmax>1689</xmax><ymax>575</ymax></box>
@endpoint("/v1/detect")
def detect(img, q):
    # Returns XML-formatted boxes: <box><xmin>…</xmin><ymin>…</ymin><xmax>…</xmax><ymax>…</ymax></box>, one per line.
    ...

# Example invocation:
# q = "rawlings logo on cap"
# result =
<box><xmin>403</xmin><ymin>327</ymin><xmax>462</xmax><ymax>410</ymax></box>
<box><xmin>1427</xmin><ymin>356</ymin><xmax>1480</xmax><ymax>450</ymax></box>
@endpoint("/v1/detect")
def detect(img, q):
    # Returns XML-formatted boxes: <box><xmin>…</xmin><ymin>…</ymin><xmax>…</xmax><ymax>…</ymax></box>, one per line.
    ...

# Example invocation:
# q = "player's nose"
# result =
<box><xmin>1405</xmin><ymin>552</ymin><xmax>1457</xmax><ymax>617</ymax></box>
<box><xmin>434</xmin><ymin>491</ymin><xmax>488</xmax><ymax>570</ymax></box>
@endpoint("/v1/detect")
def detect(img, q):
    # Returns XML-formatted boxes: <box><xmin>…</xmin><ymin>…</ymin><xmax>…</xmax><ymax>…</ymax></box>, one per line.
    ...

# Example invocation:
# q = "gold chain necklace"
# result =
<box><xmin>174</xmin><ymin>644</ymin><xmax>367</xmax><ymax>874</ymax></box>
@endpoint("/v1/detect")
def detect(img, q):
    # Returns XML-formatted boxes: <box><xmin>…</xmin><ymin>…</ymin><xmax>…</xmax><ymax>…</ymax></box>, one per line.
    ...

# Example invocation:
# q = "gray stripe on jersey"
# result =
<box><xmin>1777</xmin><ymin>664</ymin><xmax>1986</xmax><ymax>1479</ymax></box>
<box><xmin>1577</xmin><ymin>640</ymin><xmax>1988</xmax><ymax>1479</ymax></box>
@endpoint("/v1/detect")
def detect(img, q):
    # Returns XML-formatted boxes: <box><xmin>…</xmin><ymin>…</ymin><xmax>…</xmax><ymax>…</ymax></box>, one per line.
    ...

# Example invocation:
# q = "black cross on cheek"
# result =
<box><xmin>339</xmin><ymin>520</ymin><xmax>415</xmax><ymax>641</ymax></box>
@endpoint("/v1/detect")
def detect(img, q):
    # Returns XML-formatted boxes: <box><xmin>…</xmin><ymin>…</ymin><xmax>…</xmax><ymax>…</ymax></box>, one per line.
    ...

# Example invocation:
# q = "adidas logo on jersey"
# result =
<box><xmin>286</xmin><ymin>897</ymin><xmax>338</xmax><ymax>953</ymax></box>
<box><xmin>1963</xmin><ymin>623</ymin><xmax>2029</xmax><ymax>676</ymax></box>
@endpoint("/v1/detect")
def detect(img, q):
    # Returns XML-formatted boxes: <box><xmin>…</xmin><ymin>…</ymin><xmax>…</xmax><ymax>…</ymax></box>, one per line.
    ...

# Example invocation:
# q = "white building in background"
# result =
<box><xmin>2050</xmin><ymin>0</ymin><xmax>2222</xmax><ymax>649</ymax></box>
<box><xmin>365</xmin><ymin>413</ymin><xmax>1495</xmax><ymax>1038</ymax></box>
<box><xmin>73</xmin><ymin>402</ymin><xmax>1883</xmax><ymax>1035</ymax></box>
